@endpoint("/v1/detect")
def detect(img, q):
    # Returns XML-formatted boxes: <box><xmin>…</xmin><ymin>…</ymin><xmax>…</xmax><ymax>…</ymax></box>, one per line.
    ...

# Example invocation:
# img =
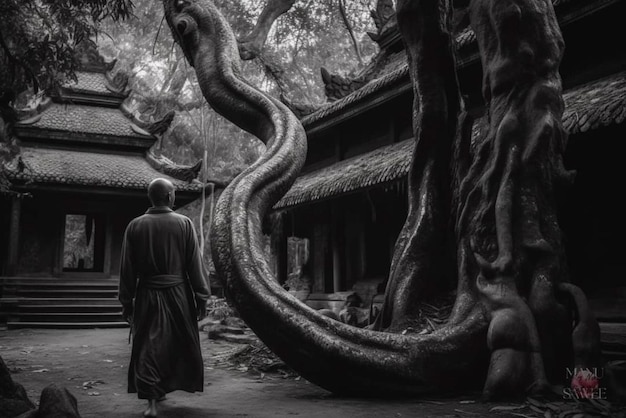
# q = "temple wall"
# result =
<box><xmin>16</xmin><ymin>198</ymin><xmax>59</xmax><ymax>276</ymax></box>
<box><xmin>9</xmin><ymin>192</ymin><xmax>148</xmax><ymax>278</ymax></box>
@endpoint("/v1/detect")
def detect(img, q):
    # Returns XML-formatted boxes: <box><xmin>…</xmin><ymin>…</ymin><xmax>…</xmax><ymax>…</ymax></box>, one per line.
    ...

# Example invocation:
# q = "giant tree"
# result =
<box><xmin>163</xmin><ymin>0</ymin><xmax>602</xmax><ymax>399</ymax></box>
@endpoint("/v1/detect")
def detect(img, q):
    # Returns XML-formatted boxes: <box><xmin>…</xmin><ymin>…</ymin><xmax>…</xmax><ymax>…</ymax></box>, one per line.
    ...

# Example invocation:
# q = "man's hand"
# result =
<box><xmin>197</xmin><ymin>306</ymin><xmax>207</xmax><ymax>321</ymax></box>
<box><xmin>122</xmin><ymin>305</ymin><xmax>133</xmax><ymax>324</ymax></box>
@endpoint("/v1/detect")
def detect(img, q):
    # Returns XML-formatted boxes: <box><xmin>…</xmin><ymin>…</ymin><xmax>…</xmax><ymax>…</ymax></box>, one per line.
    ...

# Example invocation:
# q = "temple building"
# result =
<box><xmin>271</xmin><ymin>0</ymin><xmax>626</xmax><ymax>357</ymax></box>
<box><xmin>0</xmin><ymin>43</ymin><xmax>203</xmax><ymax>328</ymax></box>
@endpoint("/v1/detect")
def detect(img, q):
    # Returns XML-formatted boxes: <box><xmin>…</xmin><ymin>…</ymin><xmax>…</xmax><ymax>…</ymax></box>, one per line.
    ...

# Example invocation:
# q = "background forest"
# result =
<box><xmin>1</xmin><ymin>0</ymin><xmax>379</xmax><ymax>193</ymax></box>
<box><xmin>97</xmin><ymin>0</ymin><xmax>378</xmax><ymax>180</ymax></box>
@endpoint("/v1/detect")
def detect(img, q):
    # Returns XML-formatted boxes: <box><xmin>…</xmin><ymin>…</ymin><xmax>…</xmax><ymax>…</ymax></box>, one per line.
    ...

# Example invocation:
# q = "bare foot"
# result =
<box><xmin>143</xmin><ymin>399</ymin><xmax>157</xmax><ymax>417</ymax></box>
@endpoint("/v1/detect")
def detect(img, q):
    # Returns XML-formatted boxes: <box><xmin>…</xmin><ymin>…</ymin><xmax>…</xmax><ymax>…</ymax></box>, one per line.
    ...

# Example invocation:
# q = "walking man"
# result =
<box><xmin>119</xmin><ymin>178</ymin><xmax>210</xmax><ymax>417</ymax></box>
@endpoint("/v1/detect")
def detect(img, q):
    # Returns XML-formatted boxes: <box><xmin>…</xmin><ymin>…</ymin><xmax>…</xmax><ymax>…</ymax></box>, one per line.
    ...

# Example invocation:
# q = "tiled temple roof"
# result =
<box><xmin>278</xmin><ymin>70</ymin><xmax>626</xmax><ymax>209</ymax></box>
<box><xmin>5</xmin><ymin>45</ymin><xmax>203</xmax><ymax>191</ymax></box>
<box><xmin>16</xmin><ymin>102</ymin><xmax>149</xmax><ymax>139</ymax></box>
<box><xmin>309</xmin><ymin>0</ymin><xmax>606</xmax><ymax>128</ymax></box>
<box><xmin>5</xmin><ymin>147</ymin><xmax>201</xmax><ymax>192</ymax></box>
<box><xmin>302</xmin><ymin>64</ymin><xmax>409</xmax><ymax>129</ymax></box>
<box><xmin>275</xmin><ymin>138</ymin><xmax>413</xmax><ymax>209</ymax></box>
<box><xmin>64</xmin><ymin>72</ymin><xmax>112</xmax><ymax>96</ymax></box>
<box><xmin>562</xmin><ymin>72</ymin><xmax>626</xmax><ymax>133</ymax></box>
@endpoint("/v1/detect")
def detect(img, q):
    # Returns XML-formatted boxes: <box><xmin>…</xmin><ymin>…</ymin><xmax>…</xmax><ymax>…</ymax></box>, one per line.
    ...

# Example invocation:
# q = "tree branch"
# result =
<box><xmin>0</xmin><ymin>28</ymin><xmax>39</xmax><ymax>93</ymax></box>
<box><xmin>238</xmin><ymin>0</ymin><xmax>296</xmax><ymax>60</ymax></box>
<box><xmin>338</xmin><ymin>0</ymin><xmax>363</xmax><ymax>65</ymax></box>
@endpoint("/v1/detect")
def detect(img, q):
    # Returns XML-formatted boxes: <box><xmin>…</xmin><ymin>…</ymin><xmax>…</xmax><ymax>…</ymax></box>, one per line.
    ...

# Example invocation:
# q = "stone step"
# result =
<box><xmin>1</xmin><ymin>276</ymin><xmax>122</xmax><ymax>329</ymax></box>
<box><xmin>2</xmin><ymin>276</ymin><xmax>119</xmax><ymax>281</ymax></box>
<box><xmin>589</xmin><ymin>298</ymin><xmax>626</xmax><ymax>322</ymax></box>
<box><xmin>11</xmin><ymin>312</ymin><xmax>124</xmax><ymax>323</ymax></box>
<box><xmin>17</xmin><ymin>304</ymin><xmax>122</xmax><ymax>313</ymax></box>
<box><xmin>599</xmin><ymin>322</ymin><xmax>626</xmax><ymax>354</ymax></box>
<box><xmin>2</xmin><ymin>297</ymin><xmax>121</xmax><ymax>305</ymax></box>
<box><xmin>7</xmin><ymin>321</ymin><xmax>129</xmax><ymax>330</ymax></box>
<box><xmin>6</xmin><ymin>282</ymin><xmax>118</xmax><ymax>291</ymax></box>
<box><xmin>14</xmin><ymin>289</ymin><xmax>118</xmax><ymax>298</ymax></box>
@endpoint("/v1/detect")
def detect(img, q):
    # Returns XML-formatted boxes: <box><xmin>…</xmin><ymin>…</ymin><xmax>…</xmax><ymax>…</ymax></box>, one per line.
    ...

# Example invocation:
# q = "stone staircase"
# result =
<box><xmin>0</xmin><ymin>277</ymin><xmax>127</xmax><ymax>329</ymax></box>
<box><xmin>588</xmin><ymin>288</ymin><xmax>626</xmax><ymax>360</ymax></box>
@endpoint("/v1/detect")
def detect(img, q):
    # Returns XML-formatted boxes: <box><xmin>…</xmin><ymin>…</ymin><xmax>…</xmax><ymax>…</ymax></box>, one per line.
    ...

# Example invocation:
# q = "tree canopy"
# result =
<box><xmin>0</xmin><ymin>0</ymin><xmax>133</xmax><ymax>97</ymax></box>
<box><xmin>94</xmin><ymin>0</ymin><xmax>379</xmax><ymax>182</ymax></box>
<box><xmin>1</xmin><ymin>0</ymin><xmax>379</xmax><ymax>197</ymax></box>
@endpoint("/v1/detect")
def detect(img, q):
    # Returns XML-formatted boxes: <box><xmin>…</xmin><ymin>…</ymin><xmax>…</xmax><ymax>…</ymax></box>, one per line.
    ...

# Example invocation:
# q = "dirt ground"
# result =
<box><xmin>0</xmin><ymin>327</ymin><xmax>622</xmax><ymax>418</ymax></box>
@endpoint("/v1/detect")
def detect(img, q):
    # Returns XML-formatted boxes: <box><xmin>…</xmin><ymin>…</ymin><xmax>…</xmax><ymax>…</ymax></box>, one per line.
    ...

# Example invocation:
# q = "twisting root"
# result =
<box><xmin>558</xmin><ymin>283</ymin><xmax>602</xmax><ymax>369</ymax></box>
<box><xmin>163</xmin><ymin>0</ymin><xmax>492</xmax><ymax>397</ymax></box>
<box><xmin>162</xmin><ymin>0</ymin><xmax>599</xmax><ymax>400</ymax></box>
<box><xmin>456</xmin><ymin>0</ymin><xmax>597</xmax><ymax>399</ymax></box>
<box><xmin>374</xmin><ymin>0</ymin><xmax>463</xmax><ymax>332</ymax></box>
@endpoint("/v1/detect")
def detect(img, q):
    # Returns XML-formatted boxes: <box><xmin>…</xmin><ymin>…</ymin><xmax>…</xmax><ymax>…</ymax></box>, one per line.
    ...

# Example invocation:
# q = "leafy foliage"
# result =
<box><xmin>97</xmin><ymin>0</ymin><xmax>378</xmax><ymax>183</ymax></box>
<box><xmin>0</xmin><ymin>0</ymin><xmax>133</xmax><ymax>196</ymax></box>
<box><xmin>62</xmin><ymin>214</ymin><xmax>95</xmax><ymax>270</ymax></box>
<box><xmin>1</xmin><ymin>0</ymin><xmax>379</xmax><ymax>197</ymax></box>
<box><xmin>0</xmin><ymin>0</ymin><xmax>133</xmax><ymax>96</ymax></box>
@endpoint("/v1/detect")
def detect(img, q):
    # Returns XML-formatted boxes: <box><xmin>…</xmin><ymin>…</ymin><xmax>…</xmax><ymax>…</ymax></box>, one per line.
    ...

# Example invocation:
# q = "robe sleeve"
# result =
<box><xmin>185</xmin><ymin>218</ymin><xmax>210</xmax><ymax>310</ymax></box>
<box><xmin>118</xmin><ymin>223</ymin><xmax>137</xmax><ymax>311</ymax></box>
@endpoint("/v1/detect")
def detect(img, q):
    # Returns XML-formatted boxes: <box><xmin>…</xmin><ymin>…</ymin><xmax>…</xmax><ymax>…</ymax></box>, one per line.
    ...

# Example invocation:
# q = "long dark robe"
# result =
<box><xmin>118</xmin><ymin>206</ymin><xmax>210</xmax><ymax>400</ymax></box>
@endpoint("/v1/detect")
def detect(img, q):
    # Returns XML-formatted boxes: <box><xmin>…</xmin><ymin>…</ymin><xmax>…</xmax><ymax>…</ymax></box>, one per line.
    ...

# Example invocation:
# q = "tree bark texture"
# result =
<box><xmin>454</xmin><ymin>0</ymin><xmax>601</xmax><ymax>397</ymax></box>
<box><xmin>373</xmin><ymin>0</ymin><xmax>462</xmax><ymax>332</ymax></box>
<box><xmin>163</xmin><ymin>0</ymin><xmax>602</xmax><ymax>400</ymax></box>
<box><xmin>238</xmin><ymin>0</ymin><xmax>296</xmax><ymax>60</ymax></box>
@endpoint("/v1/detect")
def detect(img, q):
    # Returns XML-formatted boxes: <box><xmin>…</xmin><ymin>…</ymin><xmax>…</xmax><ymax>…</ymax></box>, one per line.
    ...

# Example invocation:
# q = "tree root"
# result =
<box><xmin>558</xmin><ymin>283</ymin><xmax>603</xmax><ymax>369</ymax></box>
<box><xmin>163</xmin><ymin>0</ymin><xmax>603</xmax><ymax>401</ymax></box>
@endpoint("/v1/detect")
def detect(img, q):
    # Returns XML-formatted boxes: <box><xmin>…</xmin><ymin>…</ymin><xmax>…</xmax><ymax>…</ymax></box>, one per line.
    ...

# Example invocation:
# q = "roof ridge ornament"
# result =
<box><xmin>320</xmin><ymin>67</ymin><xmax>369</xmax><ymax>102</ymax></box>
<box><xmin>122</xmin><ymin>105</ymin><xmax>176</xmax><ymax>139</ymax></box>
<box><xmin>74</xmin><ymin>40</ymin><xmax>114</xmax><ymax>73</ymax></box>
<box><xmin>15</xmin><ymin>95</ymin><xmax>52</xmax><ymax>124</ymax></box>
<box><xmin>320</xmin><ymin>0</ymin><xmax>398</xmax><ymax>103</ymax></box>
<box><xmin>368</xmin><ymin>0</ymin><xmax>396</xmax><ymax>43</ymax></box>
<box><xmin>104</xmin><ymin>65</ymin><xmax>131</xmax><ymax>97</ymax></box>
<box><xmin>145</xmin><ymin>149</ymin><xmax>203</xmax><ymax>183</ymax></box>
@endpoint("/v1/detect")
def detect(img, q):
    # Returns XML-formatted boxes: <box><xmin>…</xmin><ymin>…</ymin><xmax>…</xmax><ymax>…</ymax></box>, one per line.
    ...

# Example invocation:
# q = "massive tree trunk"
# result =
<box><xmin>163</xmin><ymin>0</ymin><xmax>602</xmax><ymax>399</ymax></box>
<box><xmin>373</xmin><ymin>0</ymin><xmax>461</xmax><ymax>332</ymax></box>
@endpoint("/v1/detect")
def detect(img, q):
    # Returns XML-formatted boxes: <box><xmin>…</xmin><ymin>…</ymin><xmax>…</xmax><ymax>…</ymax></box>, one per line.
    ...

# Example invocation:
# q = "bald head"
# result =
<box><xmin>148</xmin><ymin>178</ymin><xmax>176</xmax><ymax>207</ymax></box>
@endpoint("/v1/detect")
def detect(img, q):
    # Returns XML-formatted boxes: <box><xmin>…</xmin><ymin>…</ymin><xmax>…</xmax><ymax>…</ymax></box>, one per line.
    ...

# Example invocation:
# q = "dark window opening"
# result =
<box><xmin>63</xmin><ymin>214</ymin><xmax>105</xmax><ymax>272</ymax></box>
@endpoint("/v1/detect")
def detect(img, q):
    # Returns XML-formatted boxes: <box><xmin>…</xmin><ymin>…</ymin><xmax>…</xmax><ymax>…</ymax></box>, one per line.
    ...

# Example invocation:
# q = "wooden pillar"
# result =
<box><xmin>271</xmin><ymin>212</ymin><xmax>288</xmax><ymax>285</ymax></box>
<box><xmin>53</xmin><ymin>213</ymin><xmax>66</xmax><ymax>276</ymax></box>
<box><xmin>355</xmin><ymin>201</ymin><xmax>366</xmax><ymax>280</ymax></box>
<box><xmin>103</xmin><ymin>215</ymin><xmax>113</xmax><ymax>276</ymax></box>
<box><xmin>331</xmin><ymin>205</ymin><xmax>342</xmax><ymax>293</ymax></box>
<box><xmin>311</xmin><ymin>223</ymin><xmax>326</xmax><ymax>293</ymax></box>
<box><xmin>6</xmin><ymin>196</ymin><xmax>21</xmax><ymax>276</ymax></box>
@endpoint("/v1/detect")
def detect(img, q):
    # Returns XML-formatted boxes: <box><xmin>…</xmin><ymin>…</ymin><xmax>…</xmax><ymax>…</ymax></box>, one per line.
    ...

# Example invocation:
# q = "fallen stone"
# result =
<box><xmin>36</xmin><ymin>384</ymin><xmax>81</xmax><ymax>418</ymax></box>
<box><xmin>197</xmin><ymin>317</ymin><xmax>220</xmax><ymax>331</ymax></box>
<box><xmin>206</xmin><ymin>323</ymin><xmax>247</xmax><ymax>339</ymax></box>
<box><xmin>220</xmin><ymin>333</ymin><xmax>258</xmax><ymax>345</ymax></box>
<box><xmin>14</xmin><ymin>410</ymin><xmax>37</xmax><ymax>418</ymax></box>
<box><xmin>0</xmin><ymin>355</ymin><xmax>35</xmax><ymax>418</ymax></box>
<box><xmin>222</xmin><ymin>317</ymin><xmax>247</xmax><ymax>328</ymax></box>
<box><xmin>607</xmin><ymin>360</ymin><xmax>626</xmax><ymax>402</ymax></box>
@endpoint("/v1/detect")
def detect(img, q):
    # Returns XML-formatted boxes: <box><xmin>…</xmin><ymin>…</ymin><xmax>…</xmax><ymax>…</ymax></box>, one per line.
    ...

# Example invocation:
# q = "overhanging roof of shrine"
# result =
<box><xmin>66</xmin><ymin>71</ymin><xmax>116</xmax><ymax>96</ymax></box>
<box><xmin>5</xmin><ymin>146</ymin><xmax>201</xmax><ymax>194</ymax></box>
<box><xmin>275</xmin><ymin>138</ymin><xmax>413</xmax><ymax>210</ymax></box>
<box><xmin>58</xmin><ymin>71</ymin><xmax>129</xmax><ymax>106</ymax></box>
<box><xmin>302</xmin><ymin>0</ymin><xmax>620</xmax><ymax>134</ymax></box>
<box><xmin>15</xmin><ymin>102</ymin><xmax>151</xmax><ymax>141</ymax></box>
<box><xmin>277</xmin><ymin>71</ymin><xmax>626</xmax><ymax>209</ymax></box>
